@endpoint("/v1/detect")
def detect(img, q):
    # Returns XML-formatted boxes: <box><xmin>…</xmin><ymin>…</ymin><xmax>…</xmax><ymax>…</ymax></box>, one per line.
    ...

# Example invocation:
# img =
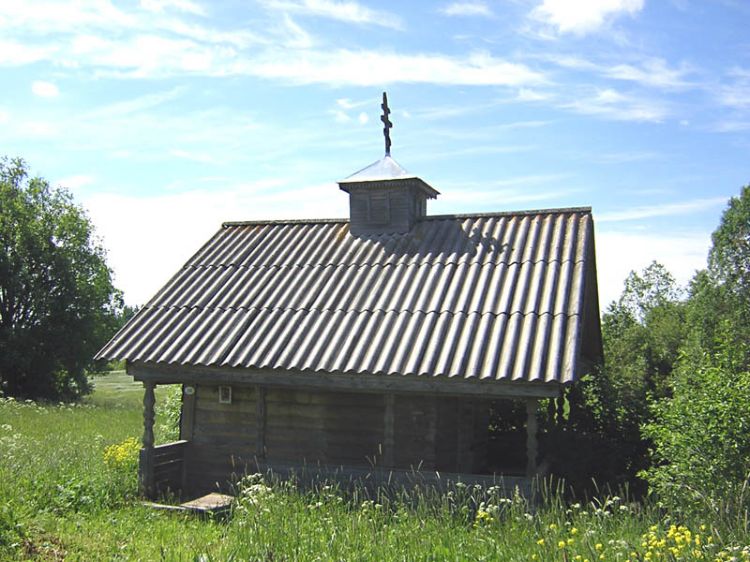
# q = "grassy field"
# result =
<box><xmin>1</xmin><ymin>374</ymin><xmax>748</xmax><ymax>561</ymax></box>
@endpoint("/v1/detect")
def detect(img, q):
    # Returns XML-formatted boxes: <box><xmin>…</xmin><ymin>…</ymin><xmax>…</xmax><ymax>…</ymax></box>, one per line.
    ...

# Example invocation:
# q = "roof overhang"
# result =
<box><xmin>128</xmin><ymin>361</ymin><xmax>562</xmax><ymax>399</ymax></box>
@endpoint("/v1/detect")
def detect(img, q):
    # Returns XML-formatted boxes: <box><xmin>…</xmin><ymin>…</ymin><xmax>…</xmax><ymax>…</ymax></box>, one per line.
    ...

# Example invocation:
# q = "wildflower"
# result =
<box><xmin>103</xmin><ymin>437</ymin><xmax>140</xmax><ymax>469</ymax></box>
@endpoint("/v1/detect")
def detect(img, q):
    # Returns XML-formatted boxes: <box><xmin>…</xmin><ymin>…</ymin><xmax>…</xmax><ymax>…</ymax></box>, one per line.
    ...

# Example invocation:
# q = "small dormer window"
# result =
<box><xmin>368</xmin><ymin>193</ymin><xmax>390</xmax><ymax>224</ymax></box>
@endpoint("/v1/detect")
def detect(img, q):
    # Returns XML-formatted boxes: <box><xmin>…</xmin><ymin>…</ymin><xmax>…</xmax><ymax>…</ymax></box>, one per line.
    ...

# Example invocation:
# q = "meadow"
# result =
<box><xmin>1</xmin><ymin>372</ymin><xmax>749</xmax><ymax>561</ymax></box>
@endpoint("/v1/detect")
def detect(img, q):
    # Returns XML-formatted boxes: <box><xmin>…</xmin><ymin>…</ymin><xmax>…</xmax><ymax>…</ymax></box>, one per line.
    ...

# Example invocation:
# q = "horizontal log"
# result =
<box><xmin>193</xmin><ymin>409</ymin><xmax>259</xmax><ymax>424</ymax></box>
<box><xmin>195</xmin><ymin>400</ymin><xmax>255</xmax><ymax>415</ymax></box>
<box><xmin>265</xmin><ymin>390</ymin><xmax>383</xmax><ymax>407</ymax></box>
<box><xmin>153</xmin><ymin>440</ymin><xmax>187</xmax><ymax>452</ymax></box>
<box><xmin>129</xmin><ymin>363</ymin><xmax>562</xmax><ymax>399</ymax></box>
<box><xmin>154</xmin><ymin>457</ymin><xmax>184</xmax><ymax>470</ymax></box>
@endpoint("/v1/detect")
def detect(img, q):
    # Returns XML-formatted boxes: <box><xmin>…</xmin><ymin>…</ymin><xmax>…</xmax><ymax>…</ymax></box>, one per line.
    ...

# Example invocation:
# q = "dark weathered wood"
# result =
<box><xmin>128</xmin><ymin>362</ymin><xmax>561</xmax><ymax>398</ymax></box>
<box><xmin>383</xmin><ymin>393</ymin><xmax>395</xmax><ymax>467</ymax></box>
<box><xmin>139</xmin><ymin>381</ymin><xmax>156</xmax><ymax>498</ymax></box>
<box><xmin>180</xmin><ymin>385</ymin><xmax>196</xmax><ymax>441</ymax></box>
<box><xmin>525</xmin><ymin>398</ymin><xmax>538</xmax><ymax>478</ymax></box>
<box><xmin>150</xmin><ymin>440</ymin><xmax>187</xmax><ymax>497</ymax></box>
<box><xmin>455</xmin><ymin>399</ymin><xmax>469</xmax><ymax>473</ymax></box>
<box><xmin>143</xmin><ymin>381</ymin><xmax>155</xmax><ymax>449</ymax></box>
<box><xmin>256</xmin><ymin>385</ymin><xmax>266</xmax><ymax>459</ymax></box>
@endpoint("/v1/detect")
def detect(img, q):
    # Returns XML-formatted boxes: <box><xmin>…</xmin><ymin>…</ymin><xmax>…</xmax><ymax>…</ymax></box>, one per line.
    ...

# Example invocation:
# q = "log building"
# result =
<box><xmin>95</xmin><ymin>96</ymin><xmax>602</xmax><ymax>499</ymax></box>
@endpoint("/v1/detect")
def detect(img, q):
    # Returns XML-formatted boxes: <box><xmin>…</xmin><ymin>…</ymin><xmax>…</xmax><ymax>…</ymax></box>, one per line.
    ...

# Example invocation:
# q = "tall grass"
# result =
<box><xmin>1</xmin><ymin>374</ymin><xmax>748</xmax><ymax>560</ymax></box>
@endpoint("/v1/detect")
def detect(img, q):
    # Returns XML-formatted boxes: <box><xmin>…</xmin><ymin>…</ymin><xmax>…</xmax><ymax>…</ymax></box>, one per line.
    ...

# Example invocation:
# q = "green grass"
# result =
<box><xmin>1</xmin><ymin>374</ymin><xmax>748</xmax><ymax>561</ymax></box>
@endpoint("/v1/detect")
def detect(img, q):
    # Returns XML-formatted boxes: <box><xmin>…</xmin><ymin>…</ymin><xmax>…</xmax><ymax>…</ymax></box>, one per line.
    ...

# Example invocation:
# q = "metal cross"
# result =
<box><xmin>381</xmin><ymin>91</ymin><xmax>393</xmax><ymax>156</ymax></box>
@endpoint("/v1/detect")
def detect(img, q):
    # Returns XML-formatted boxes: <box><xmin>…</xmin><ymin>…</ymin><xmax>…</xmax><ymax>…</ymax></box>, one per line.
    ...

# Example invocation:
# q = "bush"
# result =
<box><xmin>641</xmin><ymin>340</ymin><xmax>750</xmax><ymax>529</ymax></box>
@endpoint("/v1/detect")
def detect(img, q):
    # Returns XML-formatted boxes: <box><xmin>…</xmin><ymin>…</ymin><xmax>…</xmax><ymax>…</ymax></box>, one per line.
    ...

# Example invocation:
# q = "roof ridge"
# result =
<box><xmin>221</xmin><ymin>206</ymin><xmax>592</xmax><ymax>228</ymax></box>
<box><xmin>142</xmin><ymin>304</ymin><xmax>580</xmax><ymax>319</ymax></box>
<box><xmin>182</xmin><ymin>256</ymin><xmax>587</xmax><ymax>270</ymax></box>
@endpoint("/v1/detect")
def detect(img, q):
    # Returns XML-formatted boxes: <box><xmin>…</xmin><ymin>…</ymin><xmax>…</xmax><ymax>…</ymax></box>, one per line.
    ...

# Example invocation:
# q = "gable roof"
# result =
<box><xmin>97</xmin><ymin>207</ymin><xmax>602</xmax><ymax>389</ymax></box>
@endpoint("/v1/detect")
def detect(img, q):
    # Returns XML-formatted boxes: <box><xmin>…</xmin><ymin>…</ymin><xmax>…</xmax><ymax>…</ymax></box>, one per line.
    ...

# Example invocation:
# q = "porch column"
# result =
<box><xmin>139</xmin><ymin>381</ymin><xmax>156</xmax><ymax>498</ymax></box>
<box><xmin>525</xmin><ymin>398</ymin><xmax>538</xmax><ymax>478</ymax></box>
<box><xmin>256</xmin><ymin>385</ymin><xmax>266</xmax><ymax>459</ymax></box>
<box><xmin>383</xmin><ymin>393</ymin><xmax>395</xmax><ymax>468</ymax></box>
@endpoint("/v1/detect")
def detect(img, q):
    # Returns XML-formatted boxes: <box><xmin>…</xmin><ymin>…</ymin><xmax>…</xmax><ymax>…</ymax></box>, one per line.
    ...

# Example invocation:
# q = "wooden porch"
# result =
<box><xmin>137</xmin><ymin>380</ymin><xmax>543</xmax><ymax>501</ymax></box>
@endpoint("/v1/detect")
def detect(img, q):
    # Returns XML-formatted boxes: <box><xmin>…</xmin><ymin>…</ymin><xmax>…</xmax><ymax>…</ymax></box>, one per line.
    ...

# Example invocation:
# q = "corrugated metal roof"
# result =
<box><xmin>96</xmin><ymin>208</ymin><xmax>600</xmax><ymax>385</ymax></box>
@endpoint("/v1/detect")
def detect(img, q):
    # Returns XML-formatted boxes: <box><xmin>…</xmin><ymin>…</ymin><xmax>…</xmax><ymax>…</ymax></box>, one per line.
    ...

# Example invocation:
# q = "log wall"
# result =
<box><xmin>182</xmin><ymin>384</ymin><xmax>492</xmax><ymax>493</ymax></box>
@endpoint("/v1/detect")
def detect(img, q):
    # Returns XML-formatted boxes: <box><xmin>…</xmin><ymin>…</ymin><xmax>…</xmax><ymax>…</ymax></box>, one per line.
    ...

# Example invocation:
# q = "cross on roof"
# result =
<box><xmin>381</xmin><ymin>92</ymin><xmax>393</xmax><ymax>156</ymax></box>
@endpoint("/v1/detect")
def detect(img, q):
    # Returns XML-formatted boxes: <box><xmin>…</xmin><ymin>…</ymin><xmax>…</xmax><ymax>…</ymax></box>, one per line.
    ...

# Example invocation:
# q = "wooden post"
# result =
<box><xmin>456</xmin><ymin>399</ymin><xmax>468</xmax><ymax>473</ymax></box>
<box><xmin>140</xmin><ymin>381</ymin><xmax>156</xmax><ymax>498</ymax></box>
<box><xmin>525</xmin><ymin>398</ymin><xmax>538</xmax><ymax>478</ymax></box>
<box><xmin>383</xmin><ymin>394</ymin><xmax>395</xmax><ymax>468</ymax></box>
<box><xmin>179</xmin><ymin>385</ymin><xmax>196</xmax><ymax>495</ymax></box>
<box><xmin>256</xmin><ymin>385</ymin><xmax>266</xmax><ymax>459</ymax></box>
<box><xmin>180</xmin><ymin>385</ymin><xmax>196</xmax><ymax>441</ymax></box>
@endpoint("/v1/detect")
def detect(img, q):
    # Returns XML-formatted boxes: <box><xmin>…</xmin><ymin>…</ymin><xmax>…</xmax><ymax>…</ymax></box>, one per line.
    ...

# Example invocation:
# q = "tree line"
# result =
<box><xmin>542</xmin><ymin>184</ymin><xmax>750</xmax><ymax>521</ymax></box>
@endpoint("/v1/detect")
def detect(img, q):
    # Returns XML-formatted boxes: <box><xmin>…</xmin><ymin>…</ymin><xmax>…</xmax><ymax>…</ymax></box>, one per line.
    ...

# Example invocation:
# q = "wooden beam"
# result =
<box><xmin>127</xmin><ymin>362</ymin><xmax>561</xmax><ymax>399</ymax></box>
<box><xmin>140</xmin><ymin>381</ymin><xmax>156</xmax><ymax>498</ymax></box>
<box><xmin>525</xmin><ymin>398</ymin><xmax>538</xmax><ymax>478</ymax></box>
<box><xmin>180</xmin><ymin>384</ymin><xmax>196</xmax><ymax>441</ymax></box>
<box><xmin>256</xmin><ymin>385</ymin><xmax>266</xmax><ymax>459</ymax></box>
<box><xmin>383</xmin><ymin>394</ymin><xmax>395</xmax><ymax>468</ymax></box>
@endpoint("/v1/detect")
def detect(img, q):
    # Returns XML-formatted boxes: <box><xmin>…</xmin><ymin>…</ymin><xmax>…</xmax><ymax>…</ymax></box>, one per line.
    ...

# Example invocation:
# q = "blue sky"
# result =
<box><xmin>2</xmin><ymin>0</ymin><xmax>749</xmax><ymax>307</ymax></box>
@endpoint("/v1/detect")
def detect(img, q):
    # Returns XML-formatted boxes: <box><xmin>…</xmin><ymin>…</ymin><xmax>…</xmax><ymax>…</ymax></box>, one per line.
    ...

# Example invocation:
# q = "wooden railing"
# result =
<box><xmin>139</xmin><ymin>440</ymin><xmax>188</xmax><ymax>499</ymax></box>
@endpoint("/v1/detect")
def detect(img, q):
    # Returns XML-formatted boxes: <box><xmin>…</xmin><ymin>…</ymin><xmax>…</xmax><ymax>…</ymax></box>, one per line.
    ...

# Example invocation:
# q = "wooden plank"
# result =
<box><xmin>264</xmin><ymin>403</ymin><xmax>382</xmax><ymax>420</ymax></box>
<box><xmin>193</xmin><ymin>409</ymin><xmax>260</xmax><ymax>424</ymax></box>
<box><xmin>256</xmin><ymin>385</ymin><xmax>266</xmax><ymax>459</ymax></box>
<box><xmin>525</xmin><ymin>398</ymin><xmax>538</xmax><ymax>478</ymax></box>
<box><xmin>129</xmin><ymin>363</ymin><xmax>562</xmax><ymax>398</ymax></box>
<box><xmin>181</xmin><ymin>385</ymin><xmax>196</xmax><ymax>440</ymax></box>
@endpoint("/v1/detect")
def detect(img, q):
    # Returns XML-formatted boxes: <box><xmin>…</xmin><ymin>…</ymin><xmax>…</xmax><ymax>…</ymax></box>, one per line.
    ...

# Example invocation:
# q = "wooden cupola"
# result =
<box><xmin>338</xmin><ymin>93</ymin><xmax>439</xmax><ymax>236</ymax></box>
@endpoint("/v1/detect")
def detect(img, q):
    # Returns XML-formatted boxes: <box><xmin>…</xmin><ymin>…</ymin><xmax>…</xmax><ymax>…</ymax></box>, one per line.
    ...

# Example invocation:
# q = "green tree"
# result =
<box><xmin>709</xmin><ymin>184</ymin><xmax>750</xmax><ymax>302</ymax></box>
<box><xmin>642</xmin><ymin>337</ymin><xmax>750</xmax><ymax>525</ymax></box>
<box><xmin>0</xmin><ymin>157</ymin><xmax>122</xmax><ymax>399</ymax></box>
<box><xmin>556</xmin><ymin>262</ymin><xmax>687</xmax><ymax>489</ymax></box>
<box><xmin>684</xmin><ymin>184</ymin><xmax>750</xmax><ymax>366</ymax></box>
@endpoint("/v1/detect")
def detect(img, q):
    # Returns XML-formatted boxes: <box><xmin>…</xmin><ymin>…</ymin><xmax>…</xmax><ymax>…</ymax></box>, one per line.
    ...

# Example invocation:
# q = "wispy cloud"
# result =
<box><xmin>81</xmin><ymin>88</ymin><xmax>186</xmax><ymax>119</ymax></box>
<box><xmin>139</xmin><ymin>0</ymin><xmax>207</xmax><ymax>16</ymax></box>
<box><xmin>713</xmin><ymin>120</ymin><xmax>750</xmax><ymax>133</ymax></box>
<box><xmin>436</xmin><ymin>178</ymin><xmax>580</xmax><ymax>212</ymax></box>
<box><xmin>603</xmin><ymin>58</ymin><xmax>694</xmax><ymax>89</ymax></box>
<box><xmin>439</xmin><ymin>2</ymin><xmax>493</xmax><ymax>18</ymax></box>
<box><xmin>530</xmin><ymin>0</ymin><xmax>644</xmax><ymax>35</ymax></box>
<box><xmin>336</xmin><ymin>97</ymin><xmax>371</xmax><ymax>110</ymax></box>
<box><xmin>258</xmin><ymin>0</ymin><xmax>403</xmax><ymax>29</ymax></box>
<box><xmin>598</xmin><ymin>196</ymin><xmax>729</xmax><ymax>222</ymax></box>
<box><xmin>543</xmin><ymin>53</ymin><xmax>694</xmax><ymax>91</ymax></box>
<box><xmin>242</xmin><ymin>49</ymin><xmax>545</xmax><ymax>87</ymax></box>
<box><xmin>718</xmin><ymin>67</ymin><xmax>750</xmax><ymax>109</ymax></box>
<box><xmin>0</xmin><ymin>2</ymin><xmax>544</xmax><ymax>87</ymax></box>
<box><xmin>591</xmin><ymin>151</ymin><xmax>660</xmax><ymax>164</ymax></box>
<box><xmin>562</xmin><ymin>88</ymin><xmax>668</xmax><ymax>122</ymax></box>
<box><xmin>409</xmin><ymin>144</ymin><xmax>537</xmax><ymax>163</ymax></box>
<box><xmin>0</xmin><ymin>40</ymin><xmax>55</xmax><ymax>65</ymax></box>
<box><xmin>31</xmin><ymin>80</ymin><xmax>59</xmax><ymax>97</ymax></box>
<box><xmin>56</xmin><ymin>174</ymin><xmax>95</xmax><ymax>191</ymax></box>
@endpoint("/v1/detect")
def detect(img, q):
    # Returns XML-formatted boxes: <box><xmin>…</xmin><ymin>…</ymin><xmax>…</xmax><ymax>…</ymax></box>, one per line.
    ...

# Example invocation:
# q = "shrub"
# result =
<box><xmin>641</xmin><ymin>340</ymin><xmax>750</xmax><ymax>529</ymax></box>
